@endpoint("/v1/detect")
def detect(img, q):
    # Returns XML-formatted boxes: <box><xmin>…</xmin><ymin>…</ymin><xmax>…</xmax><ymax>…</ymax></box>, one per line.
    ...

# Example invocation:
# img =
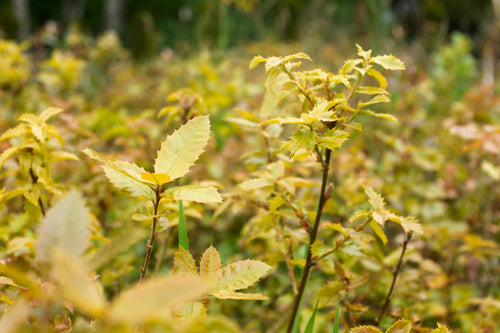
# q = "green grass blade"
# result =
<box><xmin>304</xmin><ymin>301</ymin><xmax>319</xmax><ymax>333</ymax></box>
<box><xmin>332</xmin><ymin>301</ymin><xmax>340</xmax><ymax>333</ymax></box>
<box><xmin>178</xmin><ymin>200</ymin><xmax>189</xmax><ymax>250</ymax></box>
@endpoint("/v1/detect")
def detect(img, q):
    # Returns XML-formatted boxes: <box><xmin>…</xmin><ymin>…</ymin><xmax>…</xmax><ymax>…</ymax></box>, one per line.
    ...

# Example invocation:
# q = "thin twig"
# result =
<box><xmin>286</xmin><ymin>148</ymin><xmax>332</xmax><ymax>333</ymax></box>
<box><xmin>139</xmin><ymin>186</ymin><xmax>162</xmax><ymax>283</ymax></box>
<box><xmin>375</xmin><ymin>232</ymin><xmax>412</xmax><ymax>326</ymax></box>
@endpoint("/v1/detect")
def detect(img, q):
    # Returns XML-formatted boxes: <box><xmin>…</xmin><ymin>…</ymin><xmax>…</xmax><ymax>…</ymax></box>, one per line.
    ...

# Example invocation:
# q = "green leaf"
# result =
<box><xmin>163</xmin><ymin>184</ymin><xmax>222</xmax><ymax>203</ymax></box>
<box><xmin>318</xmin><ymin>130</ymin><xmax>349</xmax><ymax>150</ymax></box>
<box><xmin>178</xmin><ymin>200</ymin><xmax>189</xmax><ymax>250</ymax></box>
<box><xmin>200</xmin><ymin>245</ymin><xmax>222</xmax><ymax>281</ymax></box>
<box><xmin>284</xmin><ymin>126</ymin><xmax>316</xmax><ymax>158</ymax></box>
<box><xmin>370</xmin><ymin>55</ymin><xmax>405</xmax><ymax>70</ymax></box>
<box><xmin>155</xmin><ymin>115</ymin><xmax>210</xmax><ymax>180</ymax></box>
<box><xmin>83</xmin><ymin>148</ymin><xmax>155</xmax><ymax>199</ymax></box>
<box><xmin>386</xmin><ymin>319</ymin><xmax>411</xmax><ymax>333</ymax></box>
<box><xmin>109</xmin><ymin>275</ymin><xmax>208</xmax><ymax>324</ymax></box>
<box><xmin>333</xmin><ymin>301</ymin><xmax>340</xmax><ymax>333</ymax></box>
<box><xmin>214</xmin><ymin>260</ymin><xmax>272</xmax><ymax>293</ymax></box>
<box><xmin>51</xmin><ymin>249</ymin><xmax>107</xmax><ymax>318</ymax></box>
<box><xmin>35</xmin><ymin>191</ymin><xmax>90</xmax><ymax>263</ymax></box>
<box><xmin>249</xmin><ymin>55</ymin><xmax>267</xmax><ymax>70</ymax></box>
<box><xmin>349</xmin><ymin>326</ymin><xmax>382</xmax><ymax>333</ymax></box>
<box><xmin>364</xmin><ymin>186</ymin><xmax>385</xmax><ymax>211</ymax></box>
<box><xmin>304</xmin><ymin>301</ymin><xmax>319</xmax><ymax>333</ymax></box>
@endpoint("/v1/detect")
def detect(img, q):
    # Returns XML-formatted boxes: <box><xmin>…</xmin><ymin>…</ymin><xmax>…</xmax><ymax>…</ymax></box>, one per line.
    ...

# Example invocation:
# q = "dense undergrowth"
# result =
<box><xmin>0</xmin><ymin>30</ymin><xmax>499</xmax><ymax>332</ymax></box>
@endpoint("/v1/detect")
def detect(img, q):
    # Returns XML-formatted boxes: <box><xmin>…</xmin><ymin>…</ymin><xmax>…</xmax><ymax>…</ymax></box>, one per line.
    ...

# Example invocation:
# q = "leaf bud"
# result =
<box><xmin>324</xmin><ymin>183</ymin><xmax>334</xmax><ymax>200</ymax></box>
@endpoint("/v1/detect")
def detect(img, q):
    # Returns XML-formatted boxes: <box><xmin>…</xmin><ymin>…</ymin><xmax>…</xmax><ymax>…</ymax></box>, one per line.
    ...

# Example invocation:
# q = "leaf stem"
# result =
<box><xmin>287</xmin><ymin>148</ymin><xmax>332</xmax><ymax>333</ymax></box>
<box><xmin>139</xmin><ymin>185</ymin><xmax>162</xmax><ymax>283</ymax></box>
<box><xmin>375</xmin><ymin>232</ymin><xmax>412</xmax><ymax>326</ymax></box>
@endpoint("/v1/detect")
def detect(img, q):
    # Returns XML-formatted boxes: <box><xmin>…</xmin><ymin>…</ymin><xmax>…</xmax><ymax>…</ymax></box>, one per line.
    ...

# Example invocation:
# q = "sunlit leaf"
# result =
<box><xmin>200</xmin><ymin>245</ymin><xmax>222</xmax><ymax>281</ymax></box>
<box><xmin>163</xmin><ymin>184</ymin><xmax>222</xmax><ymax>203</ymax></box>
<box><xmin>249</xmin><ymin>55</ymin><xmax>267</xmax><ymax>70</ymax></box>
<box><xmin>39</xmin><ymin>107</ymin><xmax>63</xmax><ymax>122</ymax></box>
<box><xmin>370</xmin><ymin>55</ymin><xmax>405</xmax><ymax>70</ymax></box>
<box><xmin>155</xmin><ymin>115</ymin><xmax>210</xmax><ymax>180</ymax></box>
<box><xmin>349</xmin><ymin>326</ymin><xmax>382</xmax><ymax>333</ymax></box>
<box><xmin>214</xmin><ymin>260</ymin><xmax>272</xmax><ymax>292</ymax></box>
<box><xmin>386</xmin><ymin>319</ymin><xmax>411</xmax><ymax>333</ymax></box>
<box><xmin>211</xmin><ymin>291</ymin><xmax>268</xmax><ymax>300</ymax></box>
<box><xmin>361</xmin><ymin>110</ymin><xmax>398</xmax><ymax>123</ymax></box>
<box><xmin>140</xmin><ymin>172</ymin><xmax>171</xmax><ymax>185</ymax></box>
<box><xmin>173</xmin><ymin>246</ymin><xmax>198</xmax><ymax>276</ymax></box>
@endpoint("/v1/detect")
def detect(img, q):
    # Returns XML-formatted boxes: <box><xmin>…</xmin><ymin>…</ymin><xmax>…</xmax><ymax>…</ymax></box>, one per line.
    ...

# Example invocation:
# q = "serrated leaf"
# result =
<box><xmin>39</xmin><ymin>107</ymin><xmax>63</xmax><ymax>122</ymax></box>
<box><xmin>260</xmin><ymin>117</ymin><xmax>305</xmax><ymax>125</ymax></box>
<box><xmin>0</xmin><ymin>125</ymin><xmax>25</xmax><ymax>142</ymax></box>
<box><xmin>349</xmin><ymin>326</ymin><xmax>382</xmax><ymax>333</ymax></box>
<box><xmin>283</xmin><ymin>52</ymin><xmax>312</xmax><ymax>63</ymax></box>
<box><xmin>316</xmin><ymin>281</ymin><xmax>343</xmax><ymax>307</ymax></box>
<box><xmin>211</xmin><ymin>291</ymin><xmax>268</xmax><ymax>300</ymax></box>
<box><xmin>215</xmin><ymin>260</ymin><xmax>272</xmax><ymax>292</ymax></box>
<box><xmin>249</xmin><ymin>55</ymin><xmax>267</xmax><ymax>70</ymax></box>
<box><xmin>200</xmin><ymin>245</ymin><xmax>222</xmax><ymax>281</ymax></box>
<box><xmin>358</xmin><ymin>95</ymin><xmax>391</xmax><ymax>108</ymax></box>
<box><xmin>265</xmin><ymin>56</ymin><xmax>282</xmax><ymax>71</ymax></box>
<box><xmin>367</xmin><ymin>68</ymin><xmax>387</xmax><ymax>88</ymax></box>
<box><xmin>356</xmin><ymin>44</ymin><xmax>372</xmax><ymax>60</ymax></box>
<box><xmin>368</xmin><ymin>221</ymin><xmax>388</xmax><ymax>244</ymax></box>
<box><xmin>341</xmin><ymin>59</ymin><xmax>363</xmax><ymax>74</ymax></box>
<box><xmin>386</xmin><ymin>319</ymin><xmax>411</xmax><ymax>333</ymax></box>
<box><xmin>370</xmin><ymin>55</ymin><xmax>405</xmax><ymax>70</ymax></box>
<box><xmin>51</xmin><ymin>249</ymin><xmax>107</xmax><ymax>318</ymax></box>
<box><xmin>83</xmin><ymin>148</ymin><xmax>155</xmax><ymax>199</ymax></box>
<box><xmin>35</xmin><ymin>191</ymin><xmax>90</xmax><ymax>263</ymax></box>
<box><xmin>349</xmin><ymin>209</ymin><xmax>371</xmax><ymax>223</ymax></box>
<box><xmin>311</xmin><ymin>240</ymin><xmax>327</xmax><ymax>258</ymax></box>
<box><xmin>0</xmin><ymin>146</ymin><xmax>21</xmax><ymax>168</ymax></box>
<box><xmin>0</xmin><ymin>276</ymin><xmax>23</xmax><ymax>289</ymax></box>
<box><xmin>361</xmin><ymin>110</ymin><xmax>398</xmax><ymax>123</ymax></box>
<box><xmin>364</xmin><ymin>186</ymin><xmax>385</xmax><ymax>211</ymax></box>
<box><xmin>155</xmin><ymin>115</ymin><xmax>210</xmax><ymax>180</ymax></box>
<box><xmin>394</xmin><ymin>215</ymin><xmax>423</xmax><ymax>234</ymax></box>
<box><xmin>109</xmin><ymin>275</ymin><xmax>208</xmax><ymax>323</ymax></box>
<box><xmin>285</xmin><ymin>126</ymin><xmax>316</xmax><ymax>158</ymax></box>
<box><xmin>432</xmin><ymin>324</ymin><xmax>450</xmax><ymax>333</ymax></box>
<box><xmin>18</xmin><ymin>113</ymin><xmax>40</xmax><ymax>126</ymax></box>
<box><xmin>173</xmin><ymin>246</ymin><xmax>198</xmax><ymax>276</ymax></box>
<box><xmin>318</xmin><ymin>130</ymin><xmax>349</xmax><ymax>150</ymax></box>
<box><xmin>163</xmin><ymin>184</ymin><xmax>222</xmax><ymax>203</ymax></box>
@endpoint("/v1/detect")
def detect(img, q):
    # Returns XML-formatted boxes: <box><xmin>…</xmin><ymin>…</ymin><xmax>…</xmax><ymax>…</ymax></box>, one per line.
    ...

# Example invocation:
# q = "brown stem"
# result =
<box><xmin>29</xmin><ymin>166</ymin><xmax>45</xmax><ymax>216</ymax></box>
<box><xmin>286</xmin><ymin>148</ymin><xmax>332</xmax><ymax>333</ymax></box>
<box><xmin>375</xmin><ymin>232</ymin><xmax>412</xmax><ymax>326</ymax></box>
<box><xmin>139</xmin><ymin>185</ymin><xmax>162</xmax><ymax>283</ymax></box>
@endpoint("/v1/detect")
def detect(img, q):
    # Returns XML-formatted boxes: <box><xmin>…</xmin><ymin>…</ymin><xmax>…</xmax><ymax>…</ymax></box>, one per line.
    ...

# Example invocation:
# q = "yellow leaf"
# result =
<box><xmin>370</xmin><ymin>55</ymin><xmax>405</xmax><ymax>70</ymax></box>
<box><xmin>51</xmin><ymin>249</ymin><xmax>107</xmax><ymax>318</ymax></box>
<box><xmin>200</xmin><ymin>245</ymin><xmax>222</xmax><ymax>281</ymax></box>
<box><xmin>109</xmin><ymin>275</ymin><xmax>208</xmax><ymax>323</ymax></box>
<box><xmin>173</xmin><ymin>247</ymin><xmax>198</xmax><ymax>276</ymax></box>
<box><xmin>211</xmin><ymin>291</ymin><xmax>268</xmax><ymax>300</ymax></box>
<box><xmin>215</xmin><ymin>259</ymin><xmax>272</xmax><ymax>292</ymax></box>
<box><xmin>140</xmin><ymin>172</ymin><xmax>171</xmax><ymax>185</ymax></box>
<box><xmin>163</xmin><ymin>184</ymin><xmax>222</xmax><ymax>203</ymax></box>
<box><xmin>349</xmin><ymin>326</ymin><xmax>382</xmax><ymax>333</ymax></box>
<box><xmin>386</xmin><ymin>319</ymin><xmax>411</xmax><ymax>333</ymax></box>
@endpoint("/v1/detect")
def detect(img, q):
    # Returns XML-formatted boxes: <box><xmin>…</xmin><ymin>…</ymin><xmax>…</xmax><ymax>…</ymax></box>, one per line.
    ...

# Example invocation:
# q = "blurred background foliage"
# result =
<box><xmin>0</xmin><ymin>0</ymin><xmax>500</xmax><ymax>332</ymax></box>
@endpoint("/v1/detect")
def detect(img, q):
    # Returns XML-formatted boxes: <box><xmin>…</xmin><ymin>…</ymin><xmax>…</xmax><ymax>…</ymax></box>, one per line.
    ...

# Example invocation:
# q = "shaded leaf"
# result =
<box><xmin>304</xmin><ymin>301</ymin><xmax>319</xmax><ymax>333</ymax></box>
<box><xmin>175</xmin><ymin>301</ymin><xmax>207</xmax><ymax>320</ymax></box>
<box><xmin>109</xmin><ymin>275</ymin><xmax>208</xmax><ymax>323</ymax></box>
<box><xmin>36</xmin><ymin>191</ymin><xmax>90</xmax><ymax>263</ymax></box>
